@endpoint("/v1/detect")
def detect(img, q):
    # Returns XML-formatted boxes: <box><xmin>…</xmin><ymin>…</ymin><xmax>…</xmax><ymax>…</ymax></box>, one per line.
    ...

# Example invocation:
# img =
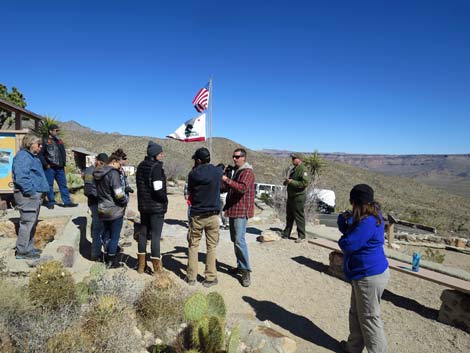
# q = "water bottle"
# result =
<box><xmin>412</xmin><ymin>252</ymin><xmax>421</xmax><ymax>272</ymax></box>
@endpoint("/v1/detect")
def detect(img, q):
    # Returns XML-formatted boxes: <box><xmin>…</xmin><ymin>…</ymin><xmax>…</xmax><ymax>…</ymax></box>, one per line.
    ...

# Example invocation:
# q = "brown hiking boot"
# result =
<box><xmin>151</xmin><ymin>258</ymin><xmax>163</xmax><ymax>275</ymax></box>
<box><xmin>137</xmin><ymin>253</ymin><xmax>146</xmax><ymax>274</ymax></box>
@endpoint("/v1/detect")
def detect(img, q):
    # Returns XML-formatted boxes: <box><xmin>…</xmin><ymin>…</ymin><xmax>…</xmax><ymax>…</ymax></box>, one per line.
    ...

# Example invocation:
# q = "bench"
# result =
<box><xmin>307</xmin><ymin>237</ymin><xmax>470</xmax><ymax>294</ymax></box>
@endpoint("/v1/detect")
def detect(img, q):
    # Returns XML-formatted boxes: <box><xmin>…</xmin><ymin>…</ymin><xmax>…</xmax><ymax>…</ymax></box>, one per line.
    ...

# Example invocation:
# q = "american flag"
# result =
<box><xmin>192</xmin><ymin>84</ymin><xmax>209</xmax><ymax>112</ymax></box>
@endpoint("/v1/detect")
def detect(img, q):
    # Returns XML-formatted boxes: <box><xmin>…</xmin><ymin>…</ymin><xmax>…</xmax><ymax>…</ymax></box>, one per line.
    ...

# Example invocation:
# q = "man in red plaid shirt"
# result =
<box><xmin>222</xmin><ymin>148</ymin><xmax>255</xmax><ymax>287</ymax></box>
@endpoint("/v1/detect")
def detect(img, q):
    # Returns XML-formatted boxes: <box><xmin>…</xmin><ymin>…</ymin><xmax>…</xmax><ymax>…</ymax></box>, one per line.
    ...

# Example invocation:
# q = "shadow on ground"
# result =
<box><xmin>162</xmin><ymin>246</ymin><xmax>238</xmax><ymax>282</ymax></box>
<box><xmin>74</xmin><ymin>216</ymin><xmax>90</xmax><ymax>260</ymax></box>
<box><xmin>243</xmin><ymin>296</ymin><xmax>341</xmax><ymax>352</ymax></box>
<box><xmin>292</xmin><ymin>255</ymin><xmax>439</xmax><ymax>321</ymax></box>
<box><xmin>165</xmin><ymin>218</ymin><xmax>188</xmax><ymax>228</ymax></box>
<box><xmin>246</xmin><ymin>227</ymin><xmax>262</xmax><ymax>235</ymax></box>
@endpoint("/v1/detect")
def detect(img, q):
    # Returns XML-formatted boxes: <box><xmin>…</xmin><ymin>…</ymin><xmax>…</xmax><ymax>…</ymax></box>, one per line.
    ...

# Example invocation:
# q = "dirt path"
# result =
<box><xmin>119</xmin><ymin>190</ymin><xmax>470</xmax><ymax>353</ymax></box>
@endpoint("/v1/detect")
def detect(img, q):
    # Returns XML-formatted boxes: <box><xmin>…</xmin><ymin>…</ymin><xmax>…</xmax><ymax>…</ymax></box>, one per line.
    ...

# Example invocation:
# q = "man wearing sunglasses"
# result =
<box><xmin>222</xmin><ymin>148</ymin><xmax>255</xmax><ymax>287</ymax></box>
<box><xmin>40</xmin><ymin>123</ymin><xmax>78</xmax><ymax>209</ymax></box>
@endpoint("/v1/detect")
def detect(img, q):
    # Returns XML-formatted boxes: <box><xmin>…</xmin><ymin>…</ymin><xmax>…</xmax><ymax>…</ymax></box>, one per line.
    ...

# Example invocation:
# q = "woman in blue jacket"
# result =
<box><xmin>337</xmin><ymin>184</ymin><xmax>390</xmax><ymax>353</ymax></box>
<box><xmin>12</xmin><ymin>134</ymin><xmax>49</xmax><ymax>259</ymax></box>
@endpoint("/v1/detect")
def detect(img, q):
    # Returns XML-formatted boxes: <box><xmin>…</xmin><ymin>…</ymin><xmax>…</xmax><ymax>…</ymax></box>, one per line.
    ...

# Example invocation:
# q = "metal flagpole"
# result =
<box><xmin>208</xmin><ymin>74</ymin><xmax>213</xmax><ymax>158</ymax></box>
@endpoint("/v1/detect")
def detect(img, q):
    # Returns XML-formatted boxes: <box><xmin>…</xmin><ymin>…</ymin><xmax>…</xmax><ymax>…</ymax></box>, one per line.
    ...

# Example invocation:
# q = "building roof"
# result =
<box><xmin>70</xmin><ymin>147</ymin><xmax>96</xmax><ymax>156</ymax></box>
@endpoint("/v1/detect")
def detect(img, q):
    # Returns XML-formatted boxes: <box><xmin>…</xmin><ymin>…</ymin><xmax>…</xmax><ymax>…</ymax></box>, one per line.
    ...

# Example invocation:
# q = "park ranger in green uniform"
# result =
<box><xmin>282</xmin><ymin>153</ymin><xmax>310</xmax><ymax>243</ymax></box>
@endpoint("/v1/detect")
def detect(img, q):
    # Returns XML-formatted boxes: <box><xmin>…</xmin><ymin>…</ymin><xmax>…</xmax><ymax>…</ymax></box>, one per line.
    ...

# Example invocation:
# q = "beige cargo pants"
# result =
<box><xmin>187</xmin><ymin>214</ymin><xmax>219</xmax><ymax>281</ymax></box>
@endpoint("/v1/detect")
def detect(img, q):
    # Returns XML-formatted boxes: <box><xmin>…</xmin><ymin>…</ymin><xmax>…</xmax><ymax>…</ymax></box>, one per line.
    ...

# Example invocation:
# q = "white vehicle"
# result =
<box><xmin>308</xmin><ymin>188</ymin><xmax>336</xmax><ymax>213</ymax></box>
<box><xmin>254</xmin><ymin>183</ymin><xmax>283</xmax><ymax>197</ymax></box>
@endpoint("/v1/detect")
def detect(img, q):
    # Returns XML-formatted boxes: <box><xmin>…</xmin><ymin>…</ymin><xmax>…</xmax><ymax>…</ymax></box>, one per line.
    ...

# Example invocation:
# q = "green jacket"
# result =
<box><xmin>287</xmin><ymin>163</ymin><xmax>310</xmax><ymax>197</ymax></box>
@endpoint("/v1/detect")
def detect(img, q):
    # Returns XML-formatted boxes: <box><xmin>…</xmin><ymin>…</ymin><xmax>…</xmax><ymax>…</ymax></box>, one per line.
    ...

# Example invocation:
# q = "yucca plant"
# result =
<box><xmin>36</xmin><ymin>116</ymin><xmax>61</xmax><ymax>137</ymax></box>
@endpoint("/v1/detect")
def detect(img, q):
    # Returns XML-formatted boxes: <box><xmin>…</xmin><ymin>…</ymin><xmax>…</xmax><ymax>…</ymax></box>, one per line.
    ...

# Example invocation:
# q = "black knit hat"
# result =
<box><xmin>192</xmin><ymin>147</ymin><xmax>210</xmax><ymax>162</ymax></box>
<box><xmin>350</xmin><ymin>184</ymin><xmax>374</xmax><ymax>205</ymax></box>
<box><xmin>96</xmin><ymin>153</ymin><xmax>108</xmax><ymax>163</ymax></box>
<box><xmin>147</xmin><ymin>141</ymin><xmax>163</xmax><ymax>157</ymax></box>
<box><xmin>49</xmin><ymin>123</ymin><xmax>60</xmax><ymax>131</ymax></box>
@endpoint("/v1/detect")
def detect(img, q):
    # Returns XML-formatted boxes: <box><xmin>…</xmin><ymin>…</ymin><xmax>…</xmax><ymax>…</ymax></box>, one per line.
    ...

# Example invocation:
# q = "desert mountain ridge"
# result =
<box><xmin>262</xmin><ymin>150</ymin><xmax>470</xmax><ymax>198</ymax></box>
<box><xmin>58</xmin><ymin>120</ymin><xmax>470</xmax><ymax>237</ymax></box>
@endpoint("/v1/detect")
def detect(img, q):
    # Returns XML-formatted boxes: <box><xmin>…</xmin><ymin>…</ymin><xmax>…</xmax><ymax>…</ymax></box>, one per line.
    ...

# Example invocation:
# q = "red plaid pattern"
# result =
<box><xmin>224</xmin><ymin>167</ymin><xmax>255</xmax><ymax>218</ymax></box>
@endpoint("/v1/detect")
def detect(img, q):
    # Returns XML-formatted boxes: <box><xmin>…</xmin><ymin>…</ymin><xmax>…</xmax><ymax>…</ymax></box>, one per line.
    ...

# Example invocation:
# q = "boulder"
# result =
<box><xmin>244</xmin><ymin>325</ymin><xmax>297</xmax><ymax>353</ymax></box>
<box><xmin>0</xmin><ymin>221</ymin><xmax>16</xmax><ymax>238</ymax></box>
<box><xmin>438</xmin><ymin>290</ymin><xmax>470</xmax><ymax>333</ymax></box>
<box><xmin>57</xmin><ymin>245</ymin><xmax>75</xmax><ymax>268</ymax></box>
<box><xmin>453</xmin><ymin>238</ymin><xmax>467</xmax><ymax>248</ymax></box>
<box><xmin>257</xmin><ymin>230</ymin><xmax>281</xmax><ymax>243</ymax></box>
<box><xmin>327</xmin><ymin>251</ymin><xmax>345</xmax><ymax>280</ymax></box>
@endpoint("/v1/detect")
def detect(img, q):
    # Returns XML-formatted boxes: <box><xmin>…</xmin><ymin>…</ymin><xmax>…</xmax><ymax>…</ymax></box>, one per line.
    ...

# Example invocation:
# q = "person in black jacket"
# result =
<box><xmin>93</xmin><ymin>154</ymin><xmax>128</xmax><ymax>268</ymax></box>
<box><xmin>186</xmin><ymin>147</ymin><xmax>223</xmax><ymax>287</ymax></box>
<box><xmin>39</xmin><ymin>123</ymin><xmax>78</xmax><ymax>209</ymax></box>
<box><xmin>136</xmin><ymin>141</ymin><xmax>168</xmax><ymax>275</ymax></box>
<box><xmin>83</xmin><ymin>152</ymin><xmax>108</xmax><ymax>261</ymax></box>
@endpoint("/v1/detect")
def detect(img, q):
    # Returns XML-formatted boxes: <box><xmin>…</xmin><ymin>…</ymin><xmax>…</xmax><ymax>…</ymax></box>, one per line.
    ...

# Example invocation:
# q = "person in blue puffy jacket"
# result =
<box><xmin>337</xmin><ymin>184</ymin><xmax>390</xmax><ymax>353</ymax></box>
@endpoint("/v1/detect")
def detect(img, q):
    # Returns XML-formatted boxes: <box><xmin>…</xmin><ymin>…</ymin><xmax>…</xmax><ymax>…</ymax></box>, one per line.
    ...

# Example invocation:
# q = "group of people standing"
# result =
<box><xmin>12</xmin><ymin>129</ymin><xmax>389</xmax><ymax>352</ymax></box>
<box><xmin>12</xmin><ymin>124</ymin><xmax>78</xmax><ymax>260</ymax></box>
<box><xmin>83</xmin><ymin>142</ymin><xmax>256</xmax><ymax>289</ymax></box>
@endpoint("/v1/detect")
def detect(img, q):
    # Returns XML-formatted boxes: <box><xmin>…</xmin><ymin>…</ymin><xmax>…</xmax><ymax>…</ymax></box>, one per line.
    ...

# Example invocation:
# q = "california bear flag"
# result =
<box><xmin>167</xmin><ymin>113</ymin><xmax>206</xmax><ymax>142</ymax></box>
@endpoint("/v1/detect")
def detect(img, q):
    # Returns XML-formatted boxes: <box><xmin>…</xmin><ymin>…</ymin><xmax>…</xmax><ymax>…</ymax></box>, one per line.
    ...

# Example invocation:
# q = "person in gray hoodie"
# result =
<box><xmin>83</xmin><ymin>152</ymin><xmax>108</xmax><ymax>261</ymax></box>
<box><xmin>93</xmin><ymin>154</ymin><xmax>128</xmax><ymax>267</ymax></box>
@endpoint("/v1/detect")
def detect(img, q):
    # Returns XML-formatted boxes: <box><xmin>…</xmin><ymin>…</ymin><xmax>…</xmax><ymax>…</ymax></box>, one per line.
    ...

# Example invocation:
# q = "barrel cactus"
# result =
<box><xmin>29</xmin><ymin>261</ymin><xmax>77</xmax><ymax>310</ymax></box>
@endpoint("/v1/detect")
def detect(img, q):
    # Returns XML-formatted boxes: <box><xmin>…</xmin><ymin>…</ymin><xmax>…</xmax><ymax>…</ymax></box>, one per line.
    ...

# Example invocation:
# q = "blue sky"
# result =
<box><xmin>1</xmin><ymin>0</ymin><xmax>469</xmax><ymax>154</ymax></box>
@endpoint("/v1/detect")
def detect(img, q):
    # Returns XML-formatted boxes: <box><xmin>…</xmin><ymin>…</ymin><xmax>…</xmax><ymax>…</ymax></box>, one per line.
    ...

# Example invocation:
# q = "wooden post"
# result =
<box><xmin>14</xmin><ymin>110</ymin><xmax>22</xmax><ymax>130</ymax></box>
<box><xmin>387</xmin><ymin>223</ymin><xmax>395</xmax><ymax>248</ymax></box>
<box><xmin>387</xmin><ymin>214</ymin><xmax>397</xmax><ymax>248</ymax></box>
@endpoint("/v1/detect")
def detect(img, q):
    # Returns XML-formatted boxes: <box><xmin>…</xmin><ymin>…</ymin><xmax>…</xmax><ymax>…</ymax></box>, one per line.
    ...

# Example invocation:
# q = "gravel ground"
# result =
<box><xmin>125</xmin><ymin>191</ymin><xmax>470</xmax><ymax>353</ymax></box>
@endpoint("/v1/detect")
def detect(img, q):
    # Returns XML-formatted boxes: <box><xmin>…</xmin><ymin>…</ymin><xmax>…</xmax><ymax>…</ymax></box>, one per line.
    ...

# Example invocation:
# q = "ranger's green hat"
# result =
<box><xmin>290</xmin><ymin>152</ymin><xmax>304</xmax><ymax>160</ymax></box>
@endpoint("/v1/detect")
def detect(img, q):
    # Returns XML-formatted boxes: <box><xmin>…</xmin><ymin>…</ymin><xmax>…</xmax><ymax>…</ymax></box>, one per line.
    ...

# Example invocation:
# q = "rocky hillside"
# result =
<box><xmin>60</xmin><ymin>121</ymin><xmax>470</xmax><ymax>237</ymax></box>
<box><xmin>263</xmin><ymin>149</ymin><xmax>470</xmax><ymax>198</ymax></box>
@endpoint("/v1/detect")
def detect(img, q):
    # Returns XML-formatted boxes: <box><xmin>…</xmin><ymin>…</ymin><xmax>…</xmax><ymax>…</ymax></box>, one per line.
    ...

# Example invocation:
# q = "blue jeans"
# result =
<box><xmin>229</xmin><ymin>217</ymin><xmax>251</xmax><ymax>271</ymax></box>
<box><xmin>101</xmin><ymin>217</ymin><xmax>124</xmax><ymax>256</ymax></box>
<box><xmin>44</xmin><ymin>167</ymin><xmax>71</xmax><ymax>205</ymax></box>
<box><xmin>89</xmin><ymin>204</ymin><xmax>104</xmax><ymax>259</ymax></box>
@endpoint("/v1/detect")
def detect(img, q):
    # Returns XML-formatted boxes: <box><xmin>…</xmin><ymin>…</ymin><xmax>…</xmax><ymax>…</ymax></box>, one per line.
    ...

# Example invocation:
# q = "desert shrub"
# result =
<box><xmin>423</xmin><ymin>248</ymin><xmax>446</xmax><ymax>264</ymax></box>
<box><xmin>259</xmin><ymin>192</ymin><xmax>272</xmax><ymax>205</ymax></box>
<box><xmin>136</xmin><ymin>279</ymin><xmax>185</xmax><ymax>342</ymax></box>
<box><xmin>0</xmin><ymin>323</ymin><xmax>14</xmax><ymax>353</ymax></box>
<box><xmin>8</xmin><ymin>304</ymin><xmax>79</xmax><ymax>353</ymax></box>
<box><xmin>28</xmin><ymin>261</ymin><xmax>77</xmax><ymax>310</ymax></box>
<box><xmin>92</xmin><ymin>268</ymin><xmax>142</xmax><ymax>305</ymax></box>
<box><xmin>0</xmin><ymin>256</ymin><xmax>8</xmax><ymax>278</ymax></box>
<box><xmin>0</xmin><ymin>279</ymin><xmax>31</xmax><ymax>323</ymax></box>
<box><xmin>66</xmin><ymin>172</ymin><xmax>84</xmax><ymax>189</ymax></box>
<box><xmin>44</xmin><ymin>326</ymin><xmax>92</xmax><ymax>353</ymax></box>
<box><xmin>81</xmin><ymin>295</ymin><xmax>140</xmax><ymax>353</ymax></box>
